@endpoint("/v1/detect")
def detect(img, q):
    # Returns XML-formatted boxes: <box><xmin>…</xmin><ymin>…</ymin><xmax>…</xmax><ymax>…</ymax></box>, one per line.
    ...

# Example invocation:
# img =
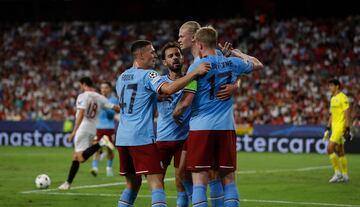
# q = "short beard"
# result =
<box><xmin>169</xmin><ymin>66</ymin><xmax>182</xmax><ymax>73</ymax></box>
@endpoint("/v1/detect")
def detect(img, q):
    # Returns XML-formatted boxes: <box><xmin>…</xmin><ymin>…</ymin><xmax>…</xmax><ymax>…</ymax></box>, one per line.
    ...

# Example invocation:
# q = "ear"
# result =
<box><xmin>139</xmin><ymin>50</ymin><xmax>144</xmax><ymax>59</ymax></box>
<box><xmin>197</xmin><ymin>42</ymin><xmax>203</xmax><ymax>50</ymax></box>
<box><xmin>133</xmin><ymin>50</ymin><xmax>140</xmax><ymax>60</ymax></box>
<box><xmin>136</xmin><ymin>48</ymin><xmax>145</xmax><ymax>60</ymax></box>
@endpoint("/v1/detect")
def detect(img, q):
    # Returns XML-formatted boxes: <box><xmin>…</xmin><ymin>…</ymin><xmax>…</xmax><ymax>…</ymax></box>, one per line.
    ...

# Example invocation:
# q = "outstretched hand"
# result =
<box><xmin>218</xmin><ymin>42</ymin><xmax>233</xmax><ymax>57</ymax></box>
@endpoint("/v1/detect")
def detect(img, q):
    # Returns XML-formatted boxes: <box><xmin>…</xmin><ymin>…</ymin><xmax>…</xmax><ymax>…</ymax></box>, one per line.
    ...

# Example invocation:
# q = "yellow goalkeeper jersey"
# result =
<box><xmin>330</xmin><ymin>92</ymin><xmax>349</xmax><ymax>130</ymax></box>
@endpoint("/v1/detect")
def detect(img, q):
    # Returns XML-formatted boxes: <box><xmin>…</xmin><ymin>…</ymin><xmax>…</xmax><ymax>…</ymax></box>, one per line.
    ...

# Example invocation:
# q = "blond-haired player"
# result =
<box><xmin>174</xmin><ymin>26</ymin><xmax>263</xmax><ymax>207</ymax></box>
<box><xmin>178</xmin><ymin>21</ymin><xmax>236</xmax><ymax>206</ymax></box>
<box><xmin>178</xmin><ymin>21</ymin><xmax>240</xmax><ymax>206</ymax></box>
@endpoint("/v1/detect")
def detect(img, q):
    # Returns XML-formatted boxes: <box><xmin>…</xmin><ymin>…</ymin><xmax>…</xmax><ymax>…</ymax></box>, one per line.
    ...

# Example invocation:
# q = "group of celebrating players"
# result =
<box><xmin>55</xmin><ymin>17</ymin><xmax>351</xmax><ymax>207</ymax></box>
<box><xmin>56</xmin><ymin>19</ymin><xmax>354</xmax><ymax>207</ymax></box>
<box><xmin>54</xmin><ymin>18</ymin><xmax>265</xmax><ymax>207</ymax></box>
<box><xmin>58</xmin><ymin>20</ymin><xmax>263</xmax><ymax>207</ymax></box>
<box><xmin>113</xmin><ymin>22</ymin><xmax>263</xmax><ymax>207</ymax></box>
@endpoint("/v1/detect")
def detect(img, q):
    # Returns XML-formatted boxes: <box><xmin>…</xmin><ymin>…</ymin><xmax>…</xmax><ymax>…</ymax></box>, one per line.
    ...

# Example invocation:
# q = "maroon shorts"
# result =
<box><xmin>96</xmin><ymin>129</ymin><xmax>115</xmax><ymax>143</ymax></box>
<box><xmin>117</xmin><ymin>143</ymin><xmax>164</xmax><ymax>176</ymax></box>
<box><xmin>156</xmin><ymin>140</ymin><xmax>185</xmax><ymax>168</ymax></box>
<box><xmin>182</xmin><ymin>139</ymin><xmax>188</xmax><ymax>151</ymax></box>
<box><xmin>186</xmin><ymin>130</ymin><xmax>236</xmax><ymax>172</ymax></box>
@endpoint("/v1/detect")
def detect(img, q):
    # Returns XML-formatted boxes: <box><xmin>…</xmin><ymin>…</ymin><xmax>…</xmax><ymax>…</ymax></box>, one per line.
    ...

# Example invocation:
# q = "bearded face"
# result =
<box><xmin>163</xmin><ymin>47</ymin><xmax>184</xmax><ymax>72</ymax></box>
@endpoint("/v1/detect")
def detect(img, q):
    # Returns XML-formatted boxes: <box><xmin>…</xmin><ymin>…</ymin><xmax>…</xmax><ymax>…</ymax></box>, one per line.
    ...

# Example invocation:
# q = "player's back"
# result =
<box><xmin>115</xmin><ymin>67</ymin><xmax>160</xmax><ymax>146</ymax></box>
<box><xmin>77</xmin><ymin>91</ymin><xmax>109</xmax><ymax>133</ymax></box>
<box><xmin>187</xmin><ymin>54</ymin><xmax>252</xmax><ymax>131</ymax></box>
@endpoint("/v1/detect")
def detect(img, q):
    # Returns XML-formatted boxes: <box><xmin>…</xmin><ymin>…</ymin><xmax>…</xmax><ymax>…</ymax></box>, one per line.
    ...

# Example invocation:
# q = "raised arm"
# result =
<box><xmin>159</xmin><ymin>62</ymin><xmax>210</xmax><ymax>95</ymax></box>
<box><xmin>231</xmin><ymin>49</ymin><xmax>263</xmax><ymax>71</ymax></box>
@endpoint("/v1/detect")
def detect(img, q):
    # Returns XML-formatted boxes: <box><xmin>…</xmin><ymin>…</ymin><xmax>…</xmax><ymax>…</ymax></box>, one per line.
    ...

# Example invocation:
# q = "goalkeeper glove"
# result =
<box><xmin>323</xmin><ymin>127</ymin><xmax>330</xmax><ymax>141</ymax></box>
<box><xmin>344</xmin><ymin>127</ymin><xmax>353</xmax><ymax>141</ymax></box>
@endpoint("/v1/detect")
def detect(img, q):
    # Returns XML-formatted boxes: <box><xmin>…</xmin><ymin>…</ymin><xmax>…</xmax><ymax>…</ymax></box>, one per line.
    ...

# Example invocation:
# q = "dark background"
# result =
<box><xmin>0</xmin><ymin>0</ymin><xmax>359</xmax><ymax>22</ymax></box>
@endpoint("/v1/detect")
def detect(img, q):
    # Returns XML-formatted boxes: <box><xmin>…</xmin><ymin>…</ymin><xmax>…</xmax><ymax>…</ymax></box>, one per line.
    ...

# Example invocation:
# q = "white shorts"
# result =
<box><xmin>74</xmin><ymin>131</ymin><xmax>95</xmax><ymax>152</ymax></box>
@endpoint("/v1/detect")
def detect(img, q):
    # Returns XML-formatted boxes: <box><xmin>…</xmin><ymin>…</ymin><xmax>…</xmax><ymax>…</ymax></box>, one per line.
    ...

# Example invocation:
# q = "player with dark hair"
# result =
<box><xmin>58</xmin><ymin>77</ymin><xmax>120</xmax><ymax>190</ymax></box>
<box><xmin>115</xmin><ymin>40</ymin><xmax>210</xmax><ymax>207</ymax></box>
<box><xmin>156</xmin><ymin>41</ymin><xmax>194</xmax><ymax>207</ymax></box>
<box><xmin>323</xmin><ymin>79</ymin><xmax>352</xmax><ymax>183</ymax></box>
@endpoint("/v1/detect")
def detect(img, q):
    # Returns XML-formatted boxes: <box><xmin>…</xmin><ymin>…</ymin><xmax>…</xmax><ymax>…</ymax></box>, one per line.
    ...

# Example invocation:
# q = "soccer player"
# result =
<box><xmin>90</xmin><ymin>81</ymin><xmax>118</xmax><ymax>177</ymax></box>
<box><xmin>178</xmin><ymin>21</ymin><xmax>201</xmax><ymax>60</ymax></box>
<box><xmin>178</xmin><ymin>20</ymin><xmax>238</xmax><ymax>206</ymax></box>
<box><xmin>173</xmin><ymin>26</ymin><xmax>263</xmax><ymax>207</ymax></box>
<box><xmin>157</xmin><ymin>41</ymin><xmax>236</xmax><ymax>207</ymax></box>
<box><xmin>58</xmin><ymin>77</ymin><xmax>120</xmax><ymax>190</ymax></box>
<box><xmin>156</xmin><ymin>41</ymin><xmax>197</xmax><ymax>207</ymax></box>
<box><xmin>323</xmin><ymin>79</ymin><xmax>352</xmax><ymax>183</ymax></box>
<box><xmin>115</xmin><ymin>40</ymin><xmax>210</xmax><ymax>207</ymax></box>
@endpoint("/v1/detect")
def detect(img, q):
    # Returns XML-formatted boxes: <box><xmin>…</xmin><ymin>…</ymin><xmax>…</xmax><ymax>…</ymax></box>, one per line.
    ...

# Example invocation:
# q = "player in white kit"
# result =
<box><xmin>58</xmin><ymin>77</ymin><xmax>120</xmax><ymax>190</ymax></box>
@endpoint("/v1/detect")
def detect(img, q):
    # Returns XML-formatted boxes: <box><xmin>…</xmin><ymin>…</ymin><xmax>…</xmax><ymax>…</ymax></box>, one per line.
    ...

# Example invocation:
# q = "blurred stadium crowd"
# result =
<box><xmin>1</xmin><ymin>16</ymin><xmax>360</xmax><ymax>126</ymax></box>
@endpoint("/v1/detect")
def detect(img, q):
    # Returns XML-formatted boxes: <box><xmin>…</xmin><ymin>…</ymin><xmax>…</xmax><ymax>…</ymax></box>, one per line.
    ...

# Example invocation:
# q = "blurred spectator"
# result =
<box><xmin>1</xmin><ymin>17</ymin><xmax>359</xmax><ymax>125</ymax></box>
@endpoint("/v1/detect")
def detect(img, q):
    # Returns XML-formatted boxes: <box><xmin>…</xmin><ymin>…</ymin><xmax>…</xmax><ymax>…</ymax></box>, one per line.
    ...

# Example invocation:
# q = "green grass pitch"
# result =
<box><xmin>1</xmin><ymin>146</ymin><xmax>359</xmax><ymax>207</ymax></box>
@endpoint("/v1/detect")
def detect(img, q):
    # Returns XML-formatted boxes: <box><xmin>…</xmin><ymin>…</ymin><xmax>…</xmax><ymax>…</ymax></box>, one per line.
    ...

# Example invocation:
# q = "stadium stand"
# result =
<box><xmin>1</xmin><ymin>17</ymin><xmax>359</xmax><ymax>125</ymax></box>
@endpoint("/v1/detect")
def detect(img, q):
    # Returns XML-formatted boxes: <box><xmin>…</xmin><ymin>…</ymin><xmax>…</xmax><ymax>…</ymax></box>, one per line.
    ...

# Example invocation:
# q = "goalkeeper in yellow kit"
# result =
<box><xmin>323</xmin><ymin>79</ymin><xmax>352</xmax><ymax>183</ymax></box>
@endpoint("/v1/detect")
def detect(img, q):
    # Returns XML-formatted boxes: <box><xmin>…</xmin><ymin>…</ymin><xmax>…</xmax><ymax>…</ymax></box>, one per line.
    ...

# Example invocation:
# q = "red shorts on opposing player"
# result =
<box><xmin>186</xmin><ymin>130</ymin><xmax>236</xmax><ymax>172</ymax></box>
<box><xmin>95</xmin><ymin>129</ymin><xmax>115</xmax><ymax>143</ymax></box>
<box><xmin>156</xmin><ymin>140</ymin><xmax>185</xmax><ymax>168</ymax></box>
<box><xmin>117</xmin><ymin>143</ymin><xmax>164</xmax><ymax>175</ymax></box>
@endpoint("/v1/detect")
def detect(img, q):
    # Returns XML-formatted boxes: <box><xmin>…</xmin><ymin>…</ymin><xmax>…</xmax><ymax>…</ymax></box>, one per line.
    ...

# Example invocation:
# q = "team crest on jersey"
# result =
<box><xmin>149</xmin><ymin>71</ymin><xmax>158</xmax><ymax>79</ymax></box>
<box><xmin>149</xmin><ymin>71</ymin><xmax>160</xmax><ymax>84</ymax></box>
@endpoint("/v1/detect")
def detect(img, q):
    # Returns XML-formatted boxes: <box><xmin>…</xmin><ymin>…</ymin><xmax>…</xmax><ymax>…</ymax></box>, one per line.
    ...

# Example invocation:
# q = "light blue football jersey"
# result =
<box><xmin>156</xmin><ymin>75</ymin><xmax>190</xmax><ymax>141</ymax></box>
<box><xmin>186</xmin><ymin>55</ymin><xmax>253</xmax><ymax>130</ymax></box>
<box><xmin>96</xmin><ymin>95</ymin><xmax>118</xmax><ymax>129</ymax></box>
<box><xmin>115</xmin><ymin>67</ymin><xmax>165</xmax><ymax>146</ymax></box>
